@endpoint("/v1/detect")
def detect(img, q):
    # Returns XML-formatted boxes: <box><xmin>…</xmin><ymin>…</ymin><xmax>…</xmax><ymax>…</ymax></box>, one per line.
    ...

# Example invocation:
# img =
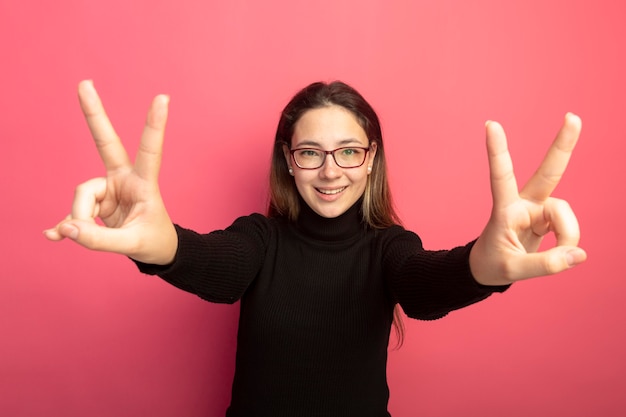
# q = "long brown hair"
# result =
<box><xmin>267</xmin><ymin>81</ymin><xmax>405</xmax><ymax>346</ymax></box>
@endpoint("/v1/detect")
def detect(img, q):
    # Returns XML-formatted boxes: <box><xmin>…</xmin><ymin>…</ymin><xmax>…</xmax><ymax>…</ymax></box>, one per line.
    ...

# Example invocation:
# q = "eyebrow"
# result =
<box><xmin>292</xmin><ymin>138</ymin><xmax>366</xmax><ymax>148</ymax></box>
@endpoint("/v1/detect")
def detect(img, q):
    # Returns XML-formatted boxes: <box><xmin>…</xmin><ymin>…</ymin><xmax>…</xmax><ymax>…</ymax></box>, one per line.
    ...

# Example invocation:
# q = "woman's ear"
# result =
<box><xmin>368</xmin><ymin>142</ymin><xmax>378</xmax><ymax>168</ymax></box>
<box><xmin>282</xmin><ymin>143</ymin><xmax>290</xmax><ymax>165</ymax></box>
<box><xmin>282</xmin><ymin>143</ymin><xmax>294</xmax><ymax>175</ymax></box>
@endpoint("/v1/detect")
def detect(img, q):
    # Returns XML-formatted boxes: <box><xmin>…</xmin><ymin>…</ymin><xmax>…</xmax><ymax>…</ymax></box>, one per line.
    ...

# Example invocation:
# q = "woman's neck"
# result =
<box><xmin>295</xmin><ymin>196</ymin><xmax>365</xmax><ymax>241</ymax></box>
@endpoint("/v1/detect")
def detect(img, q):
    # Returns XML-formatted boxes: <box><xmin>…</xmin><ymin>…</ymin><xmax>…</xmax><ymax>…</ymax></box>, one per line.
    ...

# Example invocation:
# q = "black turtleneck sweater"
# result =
<box><xmin>136</xmin><ymin>201</ymin><xmax>508</xmax><ymax>417</ymax></box>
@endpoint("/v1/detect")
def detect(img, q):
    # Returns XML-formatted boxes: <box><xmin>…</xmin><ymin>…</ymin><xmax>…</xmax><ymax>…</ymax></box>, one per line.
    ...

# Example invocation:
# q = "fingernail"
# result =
<box><xmin>565</xmin><ymin>112</ymin><xmax>582</xmax><ymax>127</ymax></box>
<box><xmin>566</xmin><ymin>249</ymin><xmax>586</xmax><ymax>267</ymax></box>
<box><xmin>62</xmin><ymin>224</ymin><xmax>79</xmax><ymax>240</ymax></box>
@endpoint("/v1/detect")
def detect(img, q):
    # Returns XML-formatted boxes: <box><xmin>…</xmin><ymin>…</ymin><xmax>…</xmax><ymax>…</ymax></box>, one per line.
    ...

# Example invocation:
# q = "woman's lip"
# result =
<box><xmin>315</xmin><ymin>186</ymin><xmax>347</xmax><ymax>195</ymax></box>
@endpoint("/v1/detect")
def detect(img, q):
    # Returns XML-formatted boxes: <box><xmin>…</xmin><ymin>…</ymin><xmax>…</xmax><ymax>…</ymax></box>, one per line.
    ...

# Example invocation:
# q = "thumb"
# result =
<box><xmin>509</xmin><ymin>246</ymin><xmax>587</xmax><ymax>280</ymax></box>
<box><xmin>565</xmin><ymin>247</ymin><xmax>587</xmax><ymax>268</ymax></box>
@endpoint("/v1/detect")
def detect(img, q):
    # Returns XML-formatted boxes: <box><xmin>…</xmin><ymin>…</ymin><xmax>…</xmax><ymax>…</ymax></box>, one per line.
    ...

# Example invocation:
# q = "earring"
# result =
<box><xmin>367</xmin><ymin>166</ymin><xmax>372</xmax><ymax>174</ymax></box>
<box><xmin>288</xmin><ymin>167</ymin><xmax>294</xmax><ymax>175</ymax></box>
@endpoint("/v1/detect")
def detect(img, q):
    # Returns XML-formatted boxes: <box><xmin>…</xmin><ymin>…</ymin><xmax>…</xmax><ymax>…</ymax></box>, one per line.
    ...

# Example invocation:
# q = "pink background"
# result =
<box><xmin>2</xmin><ymin>0</ymin><xmax>625</xmax><ymax>416</ymax></box>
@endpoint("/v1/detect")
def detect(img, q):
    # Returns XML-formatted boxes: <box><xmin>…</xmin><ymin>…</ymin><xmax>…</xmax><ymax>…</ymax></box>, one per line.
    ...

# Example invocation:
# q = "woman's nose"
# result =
<box><xmin>319</xmin><ymin>153</ymin><xmax>342</xmax><ymax>178</ymax></box>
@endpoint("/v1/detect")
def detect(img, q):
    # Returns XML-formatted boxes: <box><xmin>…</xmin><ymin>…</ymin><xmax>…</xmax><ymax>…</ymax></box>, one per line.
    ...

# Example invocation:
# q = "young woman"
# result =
<box><xmin>44</xmin><ymin>80</ymin><xmax>586</xmax><ymax>417</ymax></box>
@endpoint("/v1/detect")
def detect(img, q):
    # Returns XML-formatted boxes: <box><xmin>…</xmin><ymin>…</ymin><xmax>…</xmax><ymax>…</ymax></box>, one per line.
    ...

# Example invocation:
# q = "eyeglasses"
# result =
<box><xmin>288</xmin><ymin>146</ymin><xmax>371</xmax><ymax>169</ymax></box>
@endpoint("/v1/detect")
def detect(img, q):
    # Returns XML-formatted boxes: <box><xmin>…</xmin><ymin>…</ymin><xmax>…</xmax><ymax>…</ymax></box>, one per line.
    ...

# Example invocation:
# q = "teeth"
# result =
<box><xmin>318</xmin><ymin>187</ymin><xmax>346</xmax><ymax>195</ymax></box>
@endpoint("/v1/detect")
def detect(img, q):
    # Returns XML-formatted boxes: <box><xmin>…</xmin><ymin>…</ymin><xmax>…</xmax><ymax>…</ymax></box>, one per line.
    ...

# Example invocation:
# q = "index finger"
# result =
<box><xmin>78</xmin><ymin>80</ymin><xmax>131</xmax><ymax>172</ymax></box>
<box><xmin>486</xmin><ymin>120</ymin><xmax>520</xmax><ymax>208</ymax></box>
<box><xmin>520</xmin><ymin>113</ymin><xmax>582</xmax><ymax>202</ymax></box>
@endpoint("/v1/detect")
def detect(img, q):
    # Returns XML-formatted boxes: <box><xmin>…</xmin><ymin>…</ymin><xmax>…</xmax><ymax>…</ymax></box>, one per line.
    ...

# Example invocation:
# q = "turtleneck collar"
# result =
<box><xmin>294</xmin><ymin>196</ymin><xmax>367</xmax><ymax>242</ymax></box>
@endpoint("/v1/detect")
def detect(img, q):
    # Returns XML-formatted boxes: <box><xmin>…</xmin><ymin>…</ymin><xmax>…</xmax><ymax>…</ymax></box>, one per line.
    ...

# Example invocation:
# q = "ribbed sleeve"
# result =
<box><xmin>383</xmin><ymin>228</ymin><xmax>510</xmax><ymax>320</ymax></box>
<box><xmin>135</xmin><ymin>214</ymin><xmax>271</xmax><ymax>304</ymax></box>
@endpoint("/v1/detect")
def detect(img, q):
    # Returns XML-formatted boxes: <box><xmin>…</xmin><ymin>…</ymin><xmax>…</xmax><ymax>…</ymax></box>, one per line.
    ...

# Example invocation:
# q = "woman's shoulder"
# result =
<box><xmin>227</xmin><ymin>212</ymin><xmax>275</xmax><ymax>228</ymax></box>
<box><xmin>225</xmin><ymin>212</ymin><xmax>286</xmax><ymax>236</ymax></box>
<box><xmin>372</xmin><ymin>223</ymin><xmax>424</xmax><ymax>250</ymax></box>
<box><xmin>374</xmin><ymin>223</ymin><xmax>420</xmax><ymax>238</ymax></box>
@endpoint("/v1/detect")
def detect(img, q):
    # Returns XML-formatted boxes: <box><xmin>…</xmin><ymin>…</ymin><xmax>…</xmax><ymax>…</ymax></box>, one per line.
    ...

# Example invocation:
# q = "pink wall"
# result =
<box><xmin>2</xmin><ymin>0</ymin><xmax>625</xmax><ymax>416</ymax></box>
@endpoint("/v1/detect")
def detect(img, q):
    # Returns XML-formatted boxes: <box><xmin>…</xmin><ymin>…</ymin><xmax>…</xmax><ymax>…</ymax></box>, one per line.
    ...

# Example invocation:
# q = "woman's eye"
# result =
<box><xmin>300</xmin><ymin>150</ymin><xmax>320</xmax><ymax>157</ymax></box>
<box><xmin>341</xmin><ymin>148</ymin><xmax>361</xmax><ymax>156</ymax></box>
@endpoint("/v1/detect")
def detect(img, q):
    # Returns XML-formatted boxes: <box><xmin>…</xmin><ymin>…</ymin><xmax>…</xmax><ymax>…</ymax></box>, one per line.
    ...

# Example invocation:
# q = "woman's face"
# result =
<box><xmin>284</xmin><ymin>105</ymin><xmax>377</xmax><ymax>218</ymax></box>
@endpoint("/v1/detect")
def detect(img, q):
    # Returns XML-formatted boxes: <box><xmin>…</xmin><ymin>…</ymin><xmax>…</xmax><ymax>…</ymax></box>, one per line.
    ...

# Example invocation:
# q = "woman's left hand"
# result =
<box><xmin>469</xmin><ymin>113</ymin><xmax>587</xmax><ymax>285</ymax></box>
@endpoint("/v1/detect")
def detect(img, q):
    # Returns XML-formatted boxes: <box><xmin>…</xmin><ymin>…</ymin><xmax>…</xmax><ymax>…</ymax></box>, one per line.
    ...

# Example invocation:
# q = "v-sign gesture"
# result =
<box><xmin>44</xmin><ymin>81</ymin><xmax>178</xmax><ymax>265</ymax></box>
<box><xmin>470</xmin><ymin>114</ymin><xmax>587</xmax><ymax>285</ymax></box>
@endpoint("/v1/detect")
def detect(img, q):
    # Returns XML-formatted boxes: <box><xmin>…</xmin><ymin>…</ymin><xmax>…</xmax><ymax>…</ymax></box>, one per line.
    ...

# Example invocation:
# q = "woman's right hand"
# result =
<box><xmin>44</xmin><ymin>80</ymin><xmax>178</xmax><ymax>265</ymax></box>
